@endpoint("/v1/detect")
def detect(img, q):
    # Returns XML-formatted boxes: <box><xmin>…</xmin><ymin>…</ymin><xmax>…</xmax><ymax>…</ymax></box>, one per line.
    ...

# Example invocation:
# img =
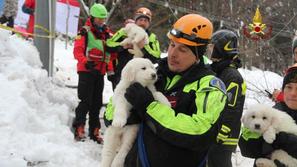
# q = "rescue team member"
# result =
<box><xmin>106</xmin><ymin>7</ymin><xmax>161</xmax><ymax>89</ymax></box>
<box><xmin>72</xmin><ymin>3</ymin><xmax>115</xmax><ymax>144</ymax></box>
<box><xmin>207</xmin><ymin>29</ymin><xmax>246</xmax><ymax>167</ymax></box>
<box><xmin>105</xmin><ymin>14</ymin><xmax>227</xmax><ymax>167</ymax></box>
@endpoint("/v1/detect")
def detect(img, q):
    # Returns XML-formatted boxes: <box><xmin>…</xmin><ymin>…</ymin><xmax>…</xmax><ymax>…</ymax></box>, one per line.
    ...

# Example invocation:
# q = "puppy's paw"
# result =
<box><xmin>112</xmin><ymin>117</ymin><xmax>127</xmax><ymax>128</ymax></box>
<box><xmin>256</xmin><ymin>158</ymin><xmax>275</xmax><ymax>167</ymax></box>
<box><xmin>263</xmin><ymin>132</ymin><xmax>276</xmax><ymax>144</ymax></box>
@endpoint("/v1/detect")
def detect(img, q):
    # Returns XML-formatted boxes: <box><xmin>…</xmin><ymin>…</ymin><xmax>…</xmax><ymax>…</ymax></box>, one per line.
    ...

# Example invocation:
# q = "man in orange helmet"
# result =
<box><xmin>105</xmin><ymin>14</ymin><xmax>227</xmax><ymax>167</ymax></box>
<box><xmin>106</xmin><ymin>7</ymin><xmax>161</xmax><ymax>89</ymax></box>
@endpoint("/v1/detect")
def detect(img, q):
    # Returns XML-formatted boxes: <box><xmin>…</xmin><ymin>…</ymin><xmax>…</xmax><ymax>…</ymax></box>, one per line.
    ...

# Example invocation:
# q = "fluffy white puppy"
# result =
<box><xmin>120</xmin><ymin>23</ymin><xmax>149</xmax><ymax>58</ymax></box>
<box><xmin>101</xmin><ymin>58</ymin><xmax>170</xmax><ymax>167</ymax></box>
<box><xmin>241</xmin><ymin>104</ymin><xmax>297</xmax><ymax>167</ymax></box>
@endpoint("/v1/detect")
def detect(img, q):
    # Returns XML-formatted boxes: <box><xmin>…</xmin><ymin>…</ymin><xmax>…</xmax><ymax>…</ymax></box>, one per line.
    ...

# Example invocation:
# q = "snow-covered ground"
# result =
<box><xmin>0</xmin><ymin>29</ymin><xmax>283</xmax><ymax>167</ymax></box>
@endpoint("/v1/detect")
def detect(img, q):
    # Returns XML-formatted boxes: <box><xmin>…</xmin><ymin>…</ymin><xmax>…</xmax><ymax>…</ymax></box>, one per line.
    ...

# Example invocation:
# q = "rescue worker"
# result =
<box><xmin>72</xmin><ymin>3</ymin><xmax>114</xmax><ymax>144</ymax></box>
<box><xmin>272</xmin><ymin>36</ymin><xmax>297</xmax><ymax>102</ymax></box>
<box><xmin>106</xmin><ymin>7</ymin><xmax>161</xmax><ymax>89</ymax></box>
<box><xmin>206</xmin><ymin>29</ymin><xmax>246</xmax><ymax>167</ymax></box>
<box><xmin>239</xmin><ymin>64</ymin><xmax>297</xmax><ymax>167</ymax></box>
<box><xmin>105</xmin><ymin>14</ymin><xmax>227</xmax><ymax>167</ymax></box>
<box><xmin>0</xmin><ymin>0</ymin><xmax>18</xmax><ymax>28</ymax></box>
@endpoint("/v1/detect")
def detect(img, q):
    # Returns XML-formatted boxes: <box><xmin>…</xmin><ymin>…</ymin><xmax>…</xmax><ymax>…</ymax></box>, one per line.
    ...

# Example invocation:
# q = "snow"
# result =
<box><xmin>0</xmin><ymin>29</ymin><xmax>284</xmax><ymax>167</ymax></box>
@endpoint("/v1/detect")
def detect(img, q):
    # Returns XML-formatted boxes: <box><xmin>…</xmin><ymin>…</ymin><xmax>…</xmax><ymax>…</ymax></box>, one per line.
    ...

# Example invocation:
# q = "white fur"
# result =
<box><xmin>101</xmin><ymin>58</ymin><xmax>170</xmax><ymax>167</ymax></box>
<box><xmin>256</xmin><ymin>149</ymin><xmax>297</xmax><ymax>167</ymax></box>
<box><xmin>242</xmin><ymin>104</ymin><xmax>297</xmax><ymax>167</ymax></box>
<box><xmin>120</xmin><ymin>23</ymin><xmax>149</xmax><ymax>58</ymax></box>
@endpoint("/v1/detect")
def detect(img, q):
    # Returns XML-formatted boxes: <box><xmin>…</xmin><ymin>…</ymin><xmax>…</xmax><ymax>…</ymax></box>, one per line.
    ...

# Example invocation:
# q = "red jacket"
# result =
<box><xmin>23</xmin><ymin>0</ymin><xmax>35</xmax><ymax>34</ymax></box>
<box><xmin>73</xmin><ymin>18</ymin><xmax>116</xmax><ymax>74</ymax></box>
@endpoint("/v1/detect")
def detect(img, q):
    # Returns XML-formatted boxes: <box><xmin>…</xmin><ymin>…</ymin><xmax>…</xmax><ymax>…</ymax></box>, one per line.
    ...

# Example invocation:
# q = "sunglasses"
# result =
<box><xmin>169</xmin><ymin>29</ymin><xmax>209</xmax><ymax>45</ymax></box>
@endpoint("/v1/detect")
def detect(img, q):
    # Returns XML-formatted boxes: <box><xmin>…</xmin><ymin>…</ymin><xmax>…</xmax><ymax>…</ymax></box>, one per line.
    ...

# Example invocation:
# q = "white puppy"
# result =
<box><xmin>241</xmin><ymin>104</ymin><xmax>297</xmax><ymax>167</ymax></box>
<box><xmin>120</xmin><ymin>23</ymin><xmax>149</xmax><ymax>58</ymax></box>
<box><xmin>101</xmin><ymin>58</ymin><xmax>170</xmax><ymax>167</ymax></box>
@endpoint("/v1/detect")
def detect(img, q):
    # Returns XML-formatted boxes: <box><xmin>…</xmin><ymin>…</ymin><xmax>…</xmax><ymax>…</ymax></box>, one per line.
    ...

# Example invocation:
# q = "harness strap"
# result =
<box><xmin>137</xmin><ymin>123</ymin><xmax>150</xmax><ymax>167</ymax></box>
<box><xmin>197</xmin><ymin>155</ymin><xmax>207</xmax><ymax>167</ymax></box>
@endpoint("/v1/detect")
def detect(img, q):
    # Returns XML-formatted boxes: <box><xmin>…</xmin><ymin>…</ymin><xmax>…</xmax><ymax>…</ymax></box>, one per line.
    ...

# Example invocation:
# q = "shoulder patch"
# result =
<box><xmin>210</xmin><ymin>77</ymin><xmax>226</xmax><ymax>93</ymax></box>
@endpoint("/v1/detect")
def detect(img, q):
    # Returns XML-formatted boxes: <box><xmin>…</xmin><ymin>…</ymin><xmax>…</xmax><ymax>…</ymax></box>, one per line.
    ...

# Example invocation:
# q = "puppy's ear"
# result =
<box><xmin>121</xmin><ymin>64</ymin><xmax>135</xmax><ymax>82</ymax></box>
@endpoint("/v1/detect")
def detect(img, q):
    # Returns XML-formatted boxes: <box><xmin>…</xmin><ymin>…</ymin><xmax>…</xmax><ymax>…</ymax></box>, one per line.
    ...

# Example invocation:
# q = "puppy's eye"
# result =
<box><xmin>251</xmin><ymin>115</ymin><xmax>255</xmax><ymax>119</ymax></box>
<box><xmin>263</xmin><ymin>116</ymin><xmax>267</xmax><ymax>120</ymax></box>
<box><xmin>141</xmin><ymin>67</ymin><xmax>146</xmax><ymax>70</ymax></box>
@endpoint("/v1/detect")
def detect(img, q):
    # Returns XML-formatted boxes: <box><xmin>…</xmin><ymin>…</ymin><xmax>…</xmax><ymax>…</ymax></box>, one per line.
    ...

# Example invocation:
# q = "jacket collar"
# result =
<box><xmin>157</xmin><ymin>58</ymin><xmax>214</xmax><ymax>91</ymax></box>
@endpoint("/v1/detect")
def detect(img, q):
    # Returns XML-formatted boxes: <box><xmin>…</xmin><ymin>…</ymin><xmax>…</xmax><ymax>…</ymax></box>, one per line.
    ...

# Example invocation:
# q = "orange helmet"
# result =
<box><xmin>168</xmin><ymin>14</ymin><xmax>213</xmax><ymax>46</ymax></box>
<box><xmin>134</xmin><ymin>7</ymin><xmax>152</xmax><ymax>22</ymax></box>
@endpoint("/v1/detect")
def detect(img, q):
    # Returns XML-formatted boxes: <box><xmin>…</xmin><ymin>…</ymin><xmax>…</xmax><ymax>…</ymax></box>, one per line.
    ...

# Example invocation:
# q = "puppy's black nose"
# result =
<box><xmin>254</xmin><ymin>124</ymin><xmax>261</xmax><ymax>129</ymax></box>
<box><xmin>151</xmin><ymin>73</ymin><xmax>157</xmax><ymax>79</ymax></box>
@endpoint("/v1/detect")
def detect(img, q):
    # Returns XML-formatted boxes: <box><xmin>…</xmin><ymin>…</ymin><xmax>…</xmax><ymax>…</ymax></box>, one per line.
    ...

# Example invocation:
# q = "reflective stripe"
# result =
<box><xmin>221</xmin><ymin>125</ymin><xmax>231</xmax><ymax>133</ymax></box>
<box><xmin>143</xmin><ymin>33</ymin><xmax>161</xmax><ymax>58</ymax></box>
<box><xmin>165</xmin><ymin>75</ymin><xmax>181</xmax><ymax>90</ymax></box>
<box><xmin>241</xmin><ymin>81</ymin><xmax>247</xmax><ymax>95</ymax></box>
<box><xmin>226</xmin><ymin>82</ymin><xmax>239</xmax><ymax>107</ymax></box>
<box><xmin>106</xmin><ymin>28</ymin><xmax>127</xmax><ymax>47</ymax></box>
<box><xmin>217</xmin><ymin>132</ymin><xmax>228</xmax><ymax>141</ymax></box>
<box><xmin>222</xmin><ymin>137</ymin><xmax>239</xmax><ymax>145</ymax></box>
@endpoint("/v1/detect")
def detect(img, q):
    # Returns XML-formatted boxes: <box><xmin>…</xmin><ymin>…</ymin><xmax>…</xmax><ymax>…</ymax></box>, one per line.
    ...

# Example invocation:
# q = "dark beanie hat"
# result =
<box><xmin>186</xmin><ymin>45</ymin><xmax>207</xmax><ymax>65</ymax></box>
<box><xmin>292</xmin><ymin>36</ymin><xmax>297</xmax><ymax>53</ymax></box>
<box><xmin>187</xmin><ymin>45</ymin><xmax>207</xmax><ymax>58</ymax></box>
<box><xmin>282</xmin><ymin>67</ymin><xmax>297</xmax><ymax>90</ymax></box>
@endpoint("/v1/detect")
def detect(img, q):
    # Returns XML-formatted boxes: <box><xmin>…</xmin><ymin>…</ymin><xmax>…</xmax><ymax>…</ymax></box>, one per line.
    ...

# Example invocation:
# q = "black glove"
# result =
<box><xmin>274</xmin><ymin>159</ymin><xmax>286</xmax><ymax>167</ymax></box>
<box><xmin>272</xmin><ymin>132</ymin><xmax>289</xmax><ymax>149</ymax></box>
<box><xmin>85</xmin><ymin>61</ymin><xmax>96</xmax><ymax>70</ymax></box>
<box><xmin>124</xmin><ymin>82</ymin><xmax>154</xmax><ymax>118</ymax></box>
<box><xmin>261</xmin><ymin>141</ymin><xmax>274</xmax><ymax>155</ymax></box>
<box><xmin>126</xmin><ymin>110</ymin><xmax>142</xmax><ymax>125</ymax></box>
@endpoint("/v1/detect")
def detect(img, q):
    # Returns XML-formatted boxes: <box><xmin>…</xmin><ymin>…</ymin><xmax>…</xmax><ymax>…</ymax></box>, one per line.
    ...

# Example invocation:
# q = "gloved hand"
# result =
<box><xmin>272</xmin><ymin>132</ymin><xmax>289</xmax><ymax>149</ymax></box>
<box><xmin>261</xmin><ymin>141</ymin><xmax>274</xmax><ymax>155</ymax></box>
<box><xmin>126</xmin><ymin>110</ymin><xmax>142</xmax><ymax>125</ymax></box>
<box><xmin>124</xmin><ymin>82</ymin><xmax>154</xmax><ymax>118</ymax></box>
<box><xmin>262</xmin><ymin>132</ymin><xmax>293</xmax><ymax>156</ymax></box>
<box><xmin>85</xmin><ymin>61</ymin><xmax>96</xmax><ymax>70</ymax></box>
